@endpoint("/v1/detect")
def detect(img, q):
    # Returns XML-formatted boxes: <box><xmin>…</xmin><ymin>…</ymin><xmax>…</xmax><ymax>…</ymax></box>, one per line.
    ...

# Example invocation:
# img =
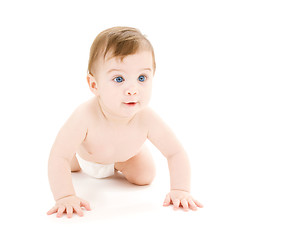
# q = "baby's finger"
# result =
<box><xmin>188</xmin><ymin>199</ymin><xmax>198</xmax><ymax>211</ymax></box>
<box><xmin>57</xmin><ymin>206</ymin><xmax>66</xmax><ymax>218</ymax></box>
<box><xmin>47</xmin><ymin>206</ymin><xmax>58</xmax><ymax>215</ymax></box>
<box><xmin>66</xmin><ymin>206</ymin><xmax>73</xmax><ymax>218</ymax></box>
<box><xmin>80</xmin><ymin>200</ymin><xmax>91</xmax><ymax>211</ymax></box>
<box><xmin>181</xmin><ymin>199</ymin><xmax>189</xmax><ymax>211</ymax></box>
<box><xmin>73</xmin><ymin>205</ymin><xmax>84</xmax><ymax>217</ymax></box>
<box><xmin>193</xmin><ymin>198</ymin><xmax>204</xmax><ymax>208</ymax></box>
<box><xmin>163</xmin><ymin>194</ymin><xmax>171</xmax><ymax>206</ymax></box>
<box><xmin>173</xmin><ymin>199</ymin><xmax>180</xmax><ymax>210</ymax></box>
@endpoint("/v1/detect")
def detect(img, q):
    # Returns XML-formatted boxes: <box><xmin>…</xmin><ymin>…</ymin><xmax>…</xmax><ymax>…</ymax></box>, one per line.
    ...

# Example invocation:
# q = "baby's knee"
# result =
<box><xmin>130</xmin><ymin>168</ymin><xmax>156</xmax><ymax>186</ymax></box>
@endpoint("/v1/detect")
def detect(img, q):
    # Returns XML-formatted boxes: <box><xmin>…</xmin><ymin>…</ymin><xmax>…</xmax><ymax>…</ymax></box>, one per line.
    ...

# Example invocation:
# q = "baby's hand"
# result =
<box><xmin>47</xmin><ymin>195</ymin><xmax>91</xmax><ymax>218</ymax></box>
<box><xmin>163</xmin><ymin>190</ymin><xmax>203</xmax><ymax>211</ymax></box>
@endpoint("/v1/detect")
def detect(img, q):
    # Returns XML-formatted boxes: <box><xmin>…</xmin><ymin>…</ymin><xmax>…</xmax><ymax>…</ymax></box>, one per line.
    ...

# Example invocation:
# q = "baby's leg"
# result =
<box><xmin>114</xmin><ymin>145</ymin><xmax>156</xmax><ymax>185</ymax></box>
<box><xmin>70</xmin><ymin>155</ymin><xmax>81</xmax><ymax>172</ymax></box>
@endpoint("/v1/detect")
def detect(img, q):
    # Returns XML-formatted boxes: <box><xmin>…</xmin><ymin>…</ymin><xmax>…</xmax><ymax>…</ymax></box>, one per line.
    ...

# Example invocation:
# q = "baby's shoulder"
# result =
<box><xmin>139</xmin><ymin>106</ymin><xmax>154</xmax><ymax>118</ymax></box>
<box><xmin>137</xmin><ymin>107</ymin><xmax>158</xmax><ymax>125</ymax></box>
<box><xmin>138</xmin><ymin>107</ymin><xmax>167</xmax><ymax>130</ymax></box>
<box><xmin>68</xmin><ymin>98</ymin><xmax>96</xmax><ymax>124</ymax></box>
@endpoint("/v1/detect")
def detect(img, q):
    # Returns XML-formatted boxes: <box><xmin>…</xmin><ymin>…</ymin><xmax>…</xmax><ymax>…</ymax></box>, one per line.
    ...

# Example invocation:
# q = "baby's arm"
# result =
<box><xmin>145</xmin><ymin>108</ymin><xmax>203</xmax><ymax>211</ymax></box>
<box><xmin>47</xmin><ymin>105</ymin><xmax>90</xmax><ymax>217</ymax></box>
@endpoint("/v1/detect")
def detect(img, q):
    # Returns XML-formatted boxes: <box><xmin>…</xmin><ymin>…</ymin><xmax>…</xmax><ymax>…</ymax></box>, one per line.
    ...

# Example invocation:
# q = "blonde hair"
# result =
<box><xmin>87</xmin><ymin>26</ymin><xmax>156</xmax><ymax>76</ymax></box>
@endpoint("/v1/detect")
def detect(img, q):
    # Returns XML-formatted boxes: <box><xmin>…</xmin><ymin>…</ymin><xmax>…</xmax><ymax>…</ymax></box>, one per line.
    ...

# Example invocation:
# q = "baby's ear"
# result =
<box><xmin>87</xmin><ymin>73</ymin><xmax>93</xmax><ymax>84</ymax></box>
<box><xmin>87</xmin><ymin>73</ymin><xmax>98</xmax><ymax>95</ymax></box>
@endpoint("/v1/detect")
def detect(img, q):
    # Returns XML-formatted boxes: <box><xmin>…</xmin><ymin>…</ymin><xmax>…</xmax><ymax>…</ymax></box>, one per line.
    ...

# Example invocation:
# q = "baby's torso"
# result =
<box><xmin>77</xmin><ymin>99</ymin><xmax>148</xmax><ymax>164</ymax></box>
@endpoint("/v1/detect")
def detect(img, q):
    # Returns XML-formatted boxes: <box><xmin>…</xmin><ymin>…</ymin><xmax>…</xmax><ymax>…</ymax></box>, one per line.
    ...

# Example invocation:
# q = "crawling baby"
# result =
<box><xmin>47</xmin><ymin>26</ymin><xmax>203</xmax><ymax>218</ymax></box>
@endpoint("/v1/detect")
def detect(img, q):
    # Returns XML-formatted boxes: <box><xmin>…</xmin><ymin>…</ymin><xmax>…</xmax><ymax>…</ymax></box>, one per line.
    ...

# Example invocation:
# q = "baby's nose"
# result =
<box><xmin>125</xmin><ymin>87</ymin><xmax>138</xmax><ymax>96</ymax></box>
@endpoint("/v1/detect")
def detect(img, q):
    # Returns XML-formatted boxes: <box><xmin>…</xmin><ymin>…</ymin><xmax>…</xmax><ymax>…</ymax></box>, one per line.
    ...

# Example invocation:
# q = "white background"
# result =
<box><xmin>0</xmin><ymin>0</ymin><xmax>293</xmax><ymax>239</ymax></box>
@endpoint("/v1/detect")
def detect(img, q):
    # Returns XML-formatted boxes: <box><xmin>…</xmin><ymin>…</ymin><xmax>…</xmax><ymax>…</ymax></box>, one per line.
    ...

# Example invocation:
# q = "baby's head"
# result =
<box><xmin>88</xmin><ymin>26</ymin><xmax>156</xmax><ymax>76</ymax></box>
<box><xmin>87</xmin><ymin>27</ymin><xmax>156</xmax><ymax>119</ymax></box>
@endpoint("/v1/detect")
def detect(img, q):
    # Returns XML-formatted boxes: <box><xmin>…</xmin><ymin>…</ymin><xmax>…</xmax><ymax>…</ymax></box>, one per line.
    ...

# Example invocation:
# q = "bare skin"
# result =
<box><xmin>47</xmin><ymin>50</ymin><xmax>203</xmax><ymax>218</ymax></box>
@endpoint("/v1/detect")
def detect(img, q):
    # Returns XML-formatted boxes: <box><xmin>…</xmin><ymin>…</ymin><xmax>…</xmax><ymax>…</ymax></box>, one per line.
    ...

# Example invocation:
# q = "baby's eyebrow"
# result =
<box><xmin>141</xmin><ymin>68</ymin><xmax>152</xmax><ymax>72</ymax></box>
<box><xmin>107</xmin><ymin>69</ymin><xmax>125</xmax><ymax>73</ymax></box>
<box><xmin>107</xmin><ymin>68</ymin><xmax>151</xmax><ymax>74</ymax></box>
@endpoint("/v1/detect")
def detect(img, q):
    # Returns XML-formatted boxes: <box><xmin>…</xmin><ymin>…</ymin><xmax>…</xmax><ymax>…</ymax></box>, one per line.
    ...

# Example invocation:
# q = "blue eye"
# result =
<box><xmin>138</xmin><ymin>75</ymin><xmax>146</xmax><ymax>82</ymax></box>
<box><xmin>114</xmin><ymin>76</ymin><xmax>124</xmax><ymax>83</ymax></box>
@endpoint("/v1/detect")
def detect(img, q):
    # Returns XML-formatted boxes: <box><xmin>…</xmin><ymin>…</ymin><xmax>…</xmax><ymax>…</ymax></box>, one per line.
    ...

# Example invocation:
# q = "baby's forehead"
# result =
<box><xmin>102</xmin><ymin>51</ymin><xmax>153</xmax><ymax>69</ymax></box>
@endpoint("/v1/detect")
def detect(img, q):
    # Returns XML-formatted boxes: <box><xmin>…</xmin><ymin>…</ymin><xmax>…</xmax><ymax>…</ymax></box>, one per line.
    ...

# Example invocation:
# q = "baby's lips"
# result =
<box><xmin>124</xmin><ymin>100</ymin><xmax>138</xmax><ymax>104</ymax></box>
<box><xmin>123</xmin><ymin>101</ymin><xmax>138</xmax><ymax>106</ymax></box>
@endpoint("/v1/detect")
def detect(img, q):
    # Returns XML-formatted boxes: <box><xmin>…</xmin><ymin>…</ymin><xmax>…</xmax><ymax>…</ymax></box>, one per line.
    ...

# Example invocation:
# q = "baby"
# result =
<box><xmin>47</xmin><ymin>26</ymin><xmax>203</xmax><ymax>218</ymax></box>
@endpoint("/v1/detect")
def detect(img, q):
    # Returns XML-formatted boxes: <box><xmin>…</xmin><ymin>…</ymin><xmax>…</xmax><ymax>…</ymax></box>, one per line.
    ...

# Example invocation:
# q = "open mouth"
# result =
<box><xmin>123</xmin><ymin>102</ymin><xmax>138</xmax><ymax>106</ymax></box>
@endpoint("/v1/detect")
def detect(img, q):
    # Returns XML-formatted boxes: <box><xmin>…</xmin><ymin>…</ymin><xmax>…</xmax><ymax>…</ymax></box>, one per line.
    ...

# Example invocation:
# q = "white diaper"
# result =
<box><xmin>76</xmin><ymin>153</ymin><xmax>114</xmax><ymax>178</ymax></box>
